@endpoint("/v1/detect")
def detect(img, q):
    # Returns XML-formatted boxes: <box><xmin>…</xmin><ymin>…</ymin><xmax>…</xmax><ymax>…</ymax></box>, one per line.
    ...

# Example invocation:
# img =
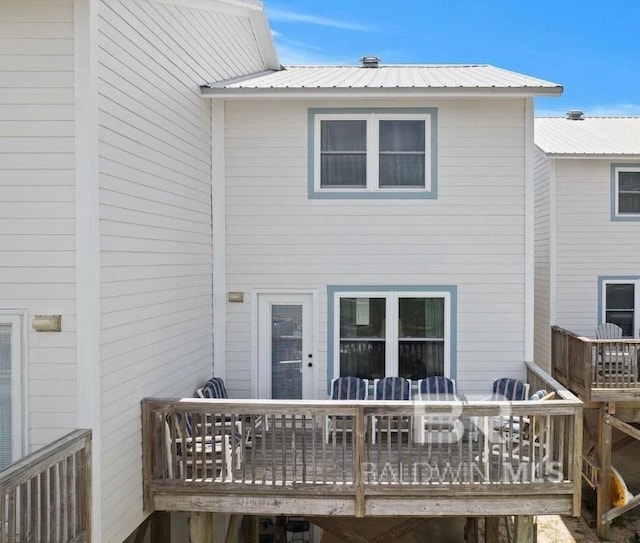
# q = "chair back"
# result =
<box><xmin>200</xmin><ymin>377</ymin><xmax>229</xmax><ymax>399</ymax></box>
<box><xmin>595</xmin><ymin>322</ymin><xmax>623</xmax><ymax>339</ymax></box>
<box><xmin>418</xmin><ymin>376</ymin><xmax>456</xmax><ymax>399</ymax></box>
<box><xmin>491</xmin><ymin>378</ymin><xmax>529</xmax><ymax>401</ymax></box>
<box><xmin>331</xmin><ymin>376</ymin><xmax>368</xmax><ymax>400</ymax></box>
<box><xmin>374</xmin><ymin>377</ymin><xmax>411</xmax><ymax>401</ymax></box>
<box><xmin>528</xmin><ymin>389</ymin><xmax>549</xmax><ymax>401</ymax></box>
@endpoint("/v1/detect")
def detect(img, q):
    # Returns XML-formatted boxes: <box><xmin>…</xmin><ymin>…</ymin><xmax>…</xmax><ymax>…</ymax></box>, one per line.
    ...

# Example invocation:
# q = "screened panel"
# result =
<box><xmin>398</xmin><ymin>341</ymin><xmax>444</xmax><ymax>380</ymax></box>
<box><xmin>340</xmin><ymin>297</ymin><xmax>386</xmax><ymax>379</ymax></box>
<box><xmin>379</xmin><ymin>120</ymin><xmax>425</xmax><ymax>188</ymax></box>
<box><xmin>618</xmin><ymin>171</ymin><xmax>640</xmax><ymax>214</ymax></box>
<box><xmin>340</xmin><ymin>341</ymin><xmax>385</xmax><ymax>380</ymax></box>
<box><xmin>0</xmin><ymin>325</ymin><xmax>12</xmax><ymax>469</ymax></box>
<box><xmin>271</xmin><ymin>305</ymin><xmax>303</xmax><ymax>399</ymax></box>
<box><xmin>398</xmin><ymin>297</ymin><xmax>444</xmax><ymax>379</ymax></box>
<box><xmin>321</xmin><ymin>120</ymin><xmax>366</xmax><ymax>151</ymax></box>
<box><xmin>320</xmin><ymin>155</ymin><xmax>366</xmax><ymax>187</ymax></box>
<box><xmin>605</xmin><ymin>283</ymin><xmax>635</xmax><ymax>337</ymax></box>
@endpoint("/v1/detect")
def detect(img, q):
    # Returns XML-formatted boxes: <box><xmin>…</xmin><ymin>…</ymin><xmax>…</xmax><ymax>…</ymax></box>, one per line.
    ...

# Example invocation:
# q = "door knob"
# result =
<box><xmin>308</xmin><ymin>362</ymin><xmax>313</xmax><ymax>367</ymax></box>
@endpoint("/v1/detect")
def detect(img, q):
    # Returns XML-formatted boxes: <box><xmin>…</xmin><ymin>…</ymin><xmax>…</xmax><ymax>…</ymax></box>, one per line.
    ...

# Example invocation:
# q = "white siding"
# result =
<box><xmin>224</xmin><ymin>99</ymin><xmax>528</xmax><ymax>398</ymax></box>
<box><xmin>533</xmin><ymin>147</ymin><xmax>551</xmax><ymax>370</ymax></box>
<box><xmin>0</xmin><ymin>0</ymin><xmax>77</xmax><ymax>450</ymax></box>
<box><xmin>555</xmin><ymin>159</ymin><xmax>640</xmax><ymax>337</ymax></box>
<box><xmin>97</xmin><ymin>0</ymin><xmax>267</xmax><ymax>540</ymax></box>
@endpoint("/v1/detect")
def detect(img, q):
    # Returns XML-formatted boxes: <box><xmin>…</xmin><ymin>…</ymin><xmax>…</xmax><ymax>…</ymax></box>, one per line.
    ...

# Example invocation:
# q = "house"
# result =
<box><xmin>534</xmin><ymin>113</ymin><xmax>640</xmax><ymax>367</ymax></box>
<box><xmin>1</xmin><ymin>1</ymin><xmax>585</xmax><ymax>542</ymax></box>
<box><xmin>0</xmin><ymin>0</ymin><xmax>277</xmax><ymax>541</ymax></box>
<box><xmin>204</xmin><ymin>62</ymin><xmax>562</xmax><ymax>400</ymax></box>
<box><xmin>534</xmin><ymin>113</ymin><xmax>640</xmax><ymax>538</ymax></box>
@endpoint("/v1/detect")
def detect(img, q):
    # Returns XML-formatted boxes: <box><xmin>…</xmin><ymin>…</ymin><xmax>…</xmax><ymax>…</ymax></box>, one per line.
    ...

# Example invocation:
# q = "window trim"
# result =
<box><xmin>0</xmin><ymin>311</ymin><xmax>26</xmax><ymax>466</ymax></box>
<box><xmin>598</xmin><ymin>276</ymin><xmax>640</xmax><ymax>338</ymax></box>
<box><xmin>611</xmin><ymin>164</ymin><xmax>640</xmax><ymax>221</ymax></box>
<box><xmin>327</xmin><ymin>285</ymin><xmax>457</xmax><ymax>391</ymax></box>
<box><xmin>308</xmin><ymin>108</ymin><xmax>438</xmax><ymax>199</ymax></box>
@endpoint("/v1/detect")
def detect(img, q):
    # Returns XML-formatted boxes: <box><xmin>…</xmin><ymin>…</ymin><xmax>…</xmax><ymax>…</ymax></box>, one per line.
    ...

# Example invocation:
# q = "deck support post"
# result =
<box><xmin>150</xmin><ymin>511</ymin><xmax>171</xmax><ymax>543</ymax></box>
<box><xmin>514</xmin><ymin>515</ymin><xmax>535</xmax><ymax>542</ymax></box>
<box><xmin>190</xmin><ymin>511</ymin><xmax>213</xmax><ymax>543</ymax></box>
<box><xmin>596</xmin><ymin>403</ymin><xmax>612</xmax><ymax>540</ymax></box>
<box><xmin>484</xmin><ymin>517</ymin><xmax>499</xmax><ymax>543</ymax></box>
<box><xmin>464</xmin><ymin>517</ymin><xmax>478</xmax><ymax>543</ymax></box>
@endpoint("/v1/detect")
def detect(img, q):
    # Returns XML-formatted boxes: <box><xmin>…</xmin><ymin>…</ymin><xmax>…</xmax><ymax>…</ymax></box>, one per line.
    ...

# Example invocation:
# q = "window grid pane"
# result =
<box><xmin>618</xmin><ymin>171</ymin><xmax>640</xmax><ymax>214</ymax></box>
<box><xmin>605</xmin><ymin>283</ymin><xmax>635</xmax><ymax>337</ymax></box>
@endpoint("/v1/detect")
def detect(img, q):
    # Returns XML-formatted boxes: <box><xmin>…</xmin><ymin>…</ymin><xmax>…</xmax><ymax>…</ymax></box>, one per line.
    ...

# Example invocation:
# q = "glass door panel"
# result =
<box><xmin>271</xmin><ymin>304</ymin><xmax>303</xmax><ymax>400</ymax></box>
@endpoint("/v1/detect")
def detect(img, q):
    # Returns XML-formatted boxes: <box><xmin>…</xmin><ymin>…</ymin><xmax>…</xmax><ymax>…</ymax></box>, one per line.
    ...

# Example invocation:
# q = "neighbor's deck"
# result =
<box><xmin>142</xmin><ymin>362</ymin><xmax>583</xmax><ymax>518</ymax></box>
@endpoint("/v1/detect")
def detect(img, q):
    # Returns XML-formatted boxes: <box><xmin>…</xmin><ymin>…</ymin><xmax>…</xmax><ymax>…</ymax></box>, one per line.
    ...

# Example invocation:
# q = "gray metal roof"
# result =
<box><xmin>201</xmin><ymin>64</ymin><xmax>562</xmax><ymax>97</ymax></box>
<box><xmin>535</xmin><ymin>116</ymin><xmax>640</xmax><ymax>156</ymax></box>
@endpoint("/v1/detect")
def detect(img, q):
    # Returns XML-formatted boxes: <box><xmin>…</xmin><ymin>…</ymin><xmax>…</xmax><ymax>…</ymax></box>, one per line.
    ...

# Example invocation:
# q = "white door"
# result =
<box><xmin>258</xmin><ymin>294</ymin><xmax>314</xmax><ymax>399</ymax></box>
<box><xmin>0</xmin><ymin>314</ymin><xmax>23</xmax><ymax>469</ymax></box>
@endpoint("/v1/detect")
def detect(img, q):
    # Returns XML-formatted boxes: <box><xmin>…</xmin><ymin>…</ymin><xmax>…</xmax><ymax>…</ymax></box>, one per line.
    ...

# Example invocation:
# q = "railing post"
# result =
<box><xmin>141</xmin><ymin>400</ymin><xmax>154</xmax><ymax>514</ymax></box>
<box><xmin>596</xmin><ymin>404</ymin><xmax>612</xmax><ymax>539</ymax></box>
<box><xmin>354</xmin><ymin>405</ymin><xmax>365</xmax><ymax>518</ymax></box>
<box><xmin>572</xmin><ymin>404</ymin><xmax>583</xmax><ymax>517</ymax></box>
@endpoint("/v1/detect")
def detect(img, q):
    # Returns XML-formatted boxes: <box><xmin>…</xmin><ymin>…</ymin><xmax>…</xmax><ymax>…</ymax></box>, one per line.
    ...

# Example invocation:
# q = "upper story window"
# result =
<box><xmin>309</xmin><ymin>108</ymin><xmax>438</xmax><ymax>199</ymax></box>
<box><xmin>612</xmin><ymin>165</ymin><xmax>640</xmax><ymax>220</ymax></box>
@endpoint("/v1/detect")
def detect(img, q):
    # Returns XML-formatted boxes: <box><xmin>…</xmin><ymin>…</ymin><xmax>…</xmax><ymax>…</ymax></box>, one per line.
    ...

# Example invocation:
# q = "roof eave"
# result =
<box><xmin>200</xmin><ymin>85</ymin><xmax>563</xmax><ymax>99</ymax></box>
<box><xmin>542</xmin><ymin>152</ymin><xmax>640</xmax><ymax>160</ymax></box>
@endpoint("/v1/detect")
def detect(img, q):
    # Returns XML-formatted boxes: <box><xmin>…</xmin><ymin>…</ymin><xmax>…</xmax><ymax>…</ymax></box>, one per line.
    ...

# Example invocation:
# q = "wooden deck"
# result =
<box><xmin>0</xmin><ymin>429</ymin><xmax>92</xmax><ymax>543</ymax></box>
<box><xmin>551</xmin><ymin>326</ymin><xmax>640</xmax><ymax>402</ymax></box>
<box><xmin>143</xmin><ymin>363</ymin><xmax>583</xmax><ymax>519</ymax></box>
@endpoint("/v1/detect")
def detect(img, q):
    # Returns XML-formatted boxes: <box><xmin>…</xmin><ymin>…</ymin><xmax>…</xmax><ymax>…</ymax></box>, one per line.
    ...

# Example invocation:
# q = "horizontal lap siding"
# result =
<box><xmin>97</xmin><ymin>1</ymin><xmax>265</xmax><ymax>540</ymax></box>
<box><xmin>555</xmin><ymin>159</ymin><xmax>640</xmax><ymax>337</ymax></box>
<box><xmin>533</xmin><ymin>147</ymin><xmax>551</xmax><ymax>370</ymax></box>
<box><xmin>0</xmin><ymin>1</ymin><xmax>76</xmax><ymax>451</ymax></box>
<box><xmin>225</xmin><ymin>99</ymin><xmax>527</xmax><ymax>398</ymax></box>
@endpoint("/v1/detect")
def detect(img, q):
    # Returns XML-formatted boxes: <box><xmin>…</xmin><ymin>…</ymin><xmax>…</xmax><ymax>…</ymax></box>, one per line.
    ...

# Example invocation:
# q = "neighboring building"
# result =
<box><xmin>0</xmin><ymin>0</ymin><xmax>278</xmax><ymax>540</ymax></box>
<box><xmin>534</xmin><ymin>114</ymin><xmax>640</xmax><ymax>368</ymax></box>
<box><xmin>202</xmin><ymin>63</ymin><xmax>562</xmax><ymax>400</ymax></box>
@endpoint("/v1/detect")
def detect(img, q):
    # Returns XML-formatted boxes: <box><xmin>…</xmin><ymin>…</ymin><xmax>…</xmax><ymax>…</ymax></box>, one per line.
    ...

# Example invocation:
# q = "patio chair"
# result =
<box><xmin>325</xmin><ymin>376</ymin><xmax>368</xmax><ymax>443</ymax></box>
<box><xmin>500</xmin><ymin>390</ymin><xmax>556</xmax><ymax>466</ymax></box>
<box><xmin>594</xmin><ymin>323</ymin><xmax>636</xmax><ymax>379</ymax></box>
<box><xmin>371</xmin><ymin>377</ymin><xmax>412</xmax><ymax>444</ymax></box>
<box><xmin>595</xmin><ymin>322</ymin><xmax>623</xmax><ymax>339</ymax></box>
<box><xmin>164</xmin><ymin>412</ymin><xmax>235</xmax><ymax>481</ymax></box>
<box><xmin>471</xmin><ymin>378</ymin><xmax>530</xmax><ymax>442</ymax></box>
<box><xmin>416</xmin><ymin>376</ymin><xmax>463</xmax><ymax>444</ymax></box>
<box><xmin>197</xmin><ymin>377</ymin><xmax>266</xmax><ymax>447</ymax></box>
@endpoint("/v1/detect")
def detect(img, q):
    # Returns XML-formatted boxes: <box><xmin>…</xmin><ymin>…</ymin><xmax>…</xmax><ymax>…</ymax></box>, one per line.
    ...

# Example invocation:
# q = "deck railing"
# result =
<box><xmin>551</xmin><ymin>326</ymin><xmax>640</xmax><ymax>401</ymax></box>
<box><xmin>142</xmin><ymin>365</ymin><xmax>582</xmax><ymax>517</ymax></box>
<box><xmin>0</xmin><ymin>429</ymin><xmax>92</xmax><ymax>543</ymax></box>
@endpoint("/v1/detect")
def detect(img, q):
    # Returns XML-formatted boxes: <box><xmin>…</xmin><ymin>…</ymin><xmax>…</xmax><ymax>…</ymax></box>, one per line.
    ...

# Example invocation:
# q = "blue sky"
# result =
<box><xmin>263</xmin><ymin>1</ymin><xmax>640</xmax><ymax>116</ymax></box>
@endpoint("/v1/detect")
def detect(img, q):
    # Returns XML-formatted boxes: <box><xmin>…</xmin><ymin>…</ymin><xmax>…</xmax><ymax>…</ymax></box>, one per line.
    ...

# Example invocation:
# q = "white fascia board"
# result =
<box><xmin>147</xmin><ymin>0</ymin><xmax>263</xmax><ymax>16</ymax></box>
<box><xmin>524</xmin><ymin>97</ymin><xmax>535</xmax><ymax>363</ymax></box>
<box><xmin>201</xmin><ymin>87</ymin><xmax>564</xmax><ymax>100</ymax></box>
<box><xmin>546</xmin><ymin>153</ymin><xmax>640</xmax><ymax>160</ymax></box>
<box><xmin>248</xmin><ymin>7</ymin><xmax>280</xmax><ymax>70</ymax></box>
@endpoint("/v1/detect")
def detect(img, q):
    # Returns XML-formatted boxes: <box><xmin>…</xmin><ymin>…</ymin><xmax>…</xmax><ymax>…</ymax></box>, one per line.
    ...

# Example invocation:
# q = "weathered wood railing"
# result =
<box><xmin>142</xmin><ymin>372</ymin><xmax>582</xmax><ymax>518</ymax></box>
<box><xmin>0</xmin><ymin>429</ymin><xmax>92</xmax><ymax>543</ymax></box>
<box><xmin>551</xmin><ymin>326</ymin><xmax>640</xmax><ymax>401</ymax></box>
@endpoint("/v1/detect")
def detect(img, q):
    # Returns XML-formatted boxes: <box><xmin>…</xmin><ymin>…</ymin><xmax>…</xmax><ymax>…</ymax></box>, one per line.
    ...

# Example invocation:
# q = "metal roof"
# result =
<box><xmin>201</xmin><ymin>64</ymin><xmax>562</xmax><ymax>97</ymax></box>
<box><xmin>535</xmin><ymin>116</ymin><xmax>640</xmax><ymax>156</ymax></box>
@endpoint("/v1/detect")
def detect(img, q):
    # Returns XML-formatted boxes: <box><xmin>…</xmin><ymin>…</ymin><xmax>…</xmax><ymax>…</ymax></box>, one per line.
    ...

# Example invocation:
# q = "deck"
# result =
<box><xmin>142</xmin><ymin>362</ymin><xmax>583</xmax><ymax>519</ymax></box>
<box><xmin>551</xmin><ymin>326</ymin><xmax>640</xmax><ymax>402</ymax></box>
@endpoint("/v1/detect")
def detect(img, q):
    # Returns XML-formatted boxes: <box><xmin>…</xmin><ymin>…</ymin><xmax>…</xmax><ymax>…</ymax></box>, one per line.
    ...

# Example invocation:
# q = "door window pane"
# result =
<box><xmin>0</xmin><ymin>325</ymin><xmax>12</xmax><ymax>469</ymax></box>
<box><xmin>605</xmin><ymin>283</ymin><xmax>635</xmax><ymax>337</ymax></box>
<box><xmin>271</xmin><ymin>305</ymin><xmax>302</xmax><ymax>400</ymax></box>
<box><xmin>340</xmin><ymin>298</ymin><xmax>386</xmax><ymax>379</ymax></box>
<box><xmin>398</xmin><ymin>298</ymin><xmax>444</xmax><ymax>379</ymax></box>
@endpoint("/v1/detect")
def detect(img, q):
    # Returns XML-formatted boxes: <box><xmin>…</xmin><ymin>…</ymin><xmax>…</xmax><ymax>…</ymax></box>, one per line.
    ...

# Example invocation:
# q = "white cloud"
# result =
<box><xmin>267</xmin><ymin>7</ymin><xmax>370</xmax><ymax>32</ymax></box>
